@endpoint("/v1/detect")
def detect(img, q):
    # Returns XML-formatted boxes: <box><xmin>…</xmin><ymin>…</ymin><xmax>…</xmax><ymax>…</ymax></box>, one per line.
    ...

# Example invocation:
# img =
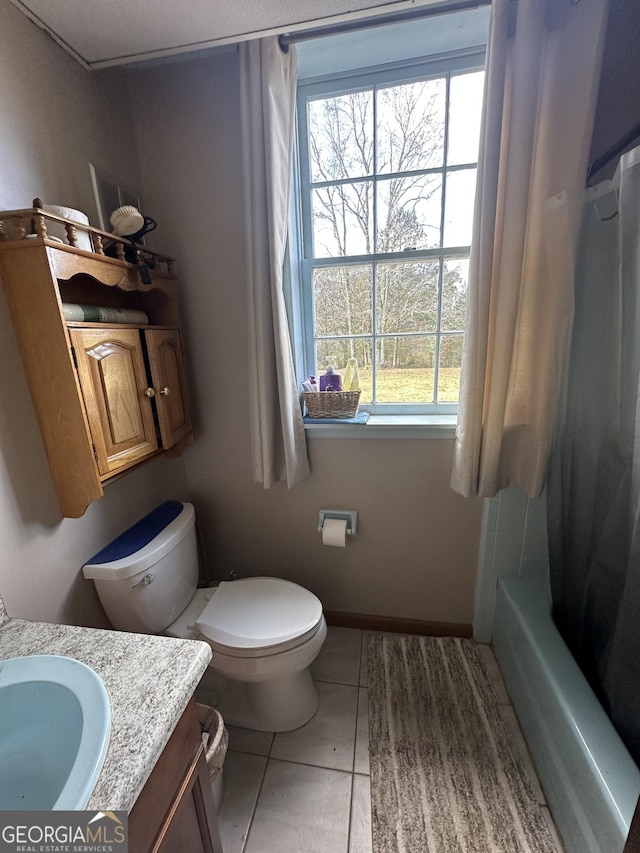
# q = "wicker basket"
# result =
<box><xmin>303</xmin><ymin>390</ymin><xmax>361</xmax><ymax>418</ymax></box>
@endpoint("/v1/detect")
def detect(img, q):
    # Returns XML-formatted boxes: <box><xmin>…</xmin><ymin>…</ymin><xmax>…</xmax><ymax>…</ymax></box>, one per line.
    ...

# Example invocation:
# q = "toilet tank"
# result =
<box><xmin>83</xmin><ymin>501</ymin><xmax>199</xmax><ymax>634</ymax></box>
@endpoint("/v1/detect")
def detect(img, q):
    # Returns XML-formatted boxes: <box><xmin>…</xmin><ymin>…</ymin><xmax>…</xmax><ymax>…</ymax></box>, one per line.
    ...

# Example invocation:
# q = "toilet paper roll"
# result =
<box><xmin>322</xmin><ymin>517</ymin><xmax>347</xmax><ymax>547</ymax></box>
<box><xmin>42</xmin><ymin>205</ymin><xmax>92</xmax><ymax>251</ymax></box>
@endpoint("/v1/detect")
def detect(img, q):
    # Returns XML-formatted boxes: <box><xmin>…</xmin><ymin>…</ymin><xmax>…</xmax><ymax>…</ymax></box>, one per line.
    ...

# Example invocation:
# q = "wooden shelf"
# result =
<box><xmin>0</xmin><ymin>207</ymin><xmax>194</xmax><ymax>518</ymax></box>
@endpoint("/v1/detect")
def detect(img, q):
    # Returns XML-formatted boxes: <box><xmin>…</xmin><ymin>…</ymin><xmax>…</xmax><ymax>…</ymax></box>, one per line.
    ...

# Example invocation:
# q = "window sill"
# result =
<box><xmin>303</xmin><ymin>414</ymin><xmax>457</xmax><ymax>439</ymax></box>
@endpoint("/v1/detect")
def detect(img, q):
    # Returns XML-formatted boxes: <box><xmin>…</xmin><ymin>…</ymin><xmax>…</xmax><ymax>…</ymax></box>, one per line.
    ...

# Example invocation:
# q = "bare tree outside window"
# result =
<box><xmin>299</xmin><ymin>63</ymin><xmax>484</xmax><ymax>409</ymax></box>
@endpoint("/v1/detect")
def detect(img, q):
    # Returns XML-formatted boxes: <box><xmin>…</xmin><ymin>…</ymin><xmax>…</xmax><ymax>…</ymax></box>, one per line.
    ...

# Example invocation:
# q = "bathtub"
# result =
<box><xmin>492</xmin><ymin>577</ymin><xmax>640</xmax><ymax>853</ymax></box>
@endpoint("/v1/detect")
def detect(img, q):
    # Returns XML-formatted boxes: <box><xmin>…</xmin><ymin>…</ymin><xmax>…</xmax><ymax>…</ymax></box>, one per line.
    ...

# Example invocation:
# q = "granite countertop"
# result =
<box><xmin>0</xmin><ymin>618</ymin><xmax>212</xmax><ymax>812</ymax></box>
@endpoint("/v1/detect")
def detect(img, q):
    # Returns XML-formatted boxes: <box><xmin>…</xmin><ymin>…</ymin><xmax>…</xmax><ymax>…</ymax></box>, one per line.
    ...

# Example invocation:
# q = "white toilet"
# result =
<box><xmin>82</xmin><ymin>501</ymin><xmax>327</xmax><ymax>732</ymax></box>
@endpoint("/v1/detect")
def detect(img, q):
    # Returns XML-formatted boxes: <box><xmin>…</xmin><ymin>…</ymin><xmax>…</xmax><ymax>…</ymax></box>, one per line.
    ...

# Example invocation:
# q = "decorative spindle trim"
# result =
<box><xmin>34</xmin><ymin>213</ymin><xmax>48</xmax><ymax>238</ymax></box>
<box><xmin>65</xmin><ymin>223</ymin><xmax>78</xmax><ymax>247</ymax></box>
<box><xmin>11</xmin><ymin>215</ymin><xmax>26</xmax><ymax>240</ymax></box>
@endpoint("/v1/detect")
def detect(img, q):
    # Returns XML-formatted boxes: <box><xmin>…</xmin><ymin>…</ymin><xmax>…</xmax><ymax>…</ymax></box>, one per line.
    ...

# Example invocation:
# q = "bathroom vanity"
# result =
<box><xmin>129</xmin><ymin>697</ymin><xmax>222</xmax><ymax>853</ymax></box>
<box><xmin>0</xmin><ymin>205</ymin><xmax>194</xmax><ymax>519</ymax></box>
<box><xmin>0</xmin><ymin>616</ymin><xmax>222</xmax><ymax>852</ymax></box>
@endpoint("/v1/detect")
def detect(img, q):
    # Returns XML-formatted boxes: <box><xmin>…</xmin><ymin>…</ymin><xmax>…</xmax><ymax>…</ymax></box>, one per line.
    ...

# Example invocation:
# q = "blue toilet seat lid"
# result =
<box><xmin>196</xmin><ymin>577</ymin><xmax>323</xmax><ymax>651</ymax></box>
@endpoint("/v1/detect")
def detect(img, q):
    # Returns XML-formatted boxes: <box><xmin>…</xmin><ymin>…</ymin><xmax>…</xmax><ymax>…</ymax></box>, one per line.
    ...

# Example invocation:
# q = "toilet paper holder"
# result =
<box><xmin>318</xmin><ymin>509</ymin><xmax>358</xmax><ymax>536</ymax></box>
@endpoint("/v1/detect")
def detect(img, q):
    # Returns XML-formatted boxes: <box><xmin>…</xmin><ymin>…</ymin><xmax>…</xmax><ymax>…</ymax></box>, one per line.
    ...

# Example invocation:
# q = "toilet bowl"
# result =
<box><xmin>166</xmin><ymin>581</ymin><xmax>327</xmax><ymax>731</ymax></box>
<box><xmin>82</xmin><ymin>501</ymin><xmax>326</xmax><ymax>732</ymax></box>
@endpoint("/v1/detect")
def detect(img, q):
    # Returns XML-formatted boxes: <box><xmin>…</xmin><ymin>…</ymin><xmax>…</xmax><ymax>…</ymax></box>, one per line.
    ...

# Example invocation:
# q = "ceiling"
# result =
<box><xmin>8</xmin><ymin>0</ymin><xmax>464</xmax><ymax>70</ymax></box>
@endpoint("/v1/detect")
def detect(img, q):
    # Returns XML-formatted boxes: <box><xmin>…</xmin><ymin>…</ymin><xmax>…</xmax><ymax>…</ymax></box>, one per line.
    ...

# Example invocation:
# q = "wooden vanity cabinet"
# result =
<box><xmin>0</xmin><ymin>207</ymin><xmax>194</xmax><ymax>518</ymax></box>
<box><xmin>129</xmin><ymin>697</ymin><xmax>223</xmax><ymax>853</ymax></box>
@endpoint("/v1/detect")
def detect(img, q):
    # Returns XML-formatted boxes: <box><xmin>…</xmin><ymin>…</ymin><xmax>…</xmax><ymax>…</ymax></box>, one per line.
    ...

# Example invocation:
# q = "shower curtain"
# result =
<box><xmin>548</xmin><ymin>144</ymin><xmax>640</xmax><ymax>767</ymax></box>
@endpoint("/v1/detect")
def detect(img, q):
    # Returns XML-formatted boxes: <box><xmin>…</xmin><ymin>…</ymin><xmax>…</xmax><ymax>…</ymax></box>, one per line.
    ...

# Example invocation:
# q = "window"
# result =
<box><xmin>295</xmin><ymin>49</ymin><xmax>485</xmax><ymax>414</ymax></box>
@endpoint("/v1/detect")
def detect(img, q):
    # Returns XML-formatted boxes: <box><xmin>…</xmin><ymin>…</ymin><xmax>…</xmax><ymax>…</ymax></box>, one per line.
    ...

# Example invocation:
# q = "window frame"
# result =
<box><xmin>295</xmin><ymin>47</ymin><xmax>485</xmax><ymax>415</ymax></box>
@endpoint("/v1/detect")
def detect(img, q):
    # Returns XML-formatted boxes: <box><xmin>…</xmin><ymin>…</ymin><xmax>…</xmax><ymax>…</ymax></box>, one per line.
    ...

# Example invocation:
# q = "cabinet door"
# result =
<box><xmin>70</xmin><ymin>328</ymin><xmax>158</xmax><ymax>475</ymax></box>
<box><xmin>129</xmin><ymin>698</ymin><xmax>222</xmax><ymax>853</ymax></box>
<box><xmin>145</xmin><ymin>329</ymin><xmax>192</xmax><ymax>448</ymax></box>
<box><xmin>154</xmin><ymin>747</ymin><xmax>223</xmax><ymax>853</ymax></box>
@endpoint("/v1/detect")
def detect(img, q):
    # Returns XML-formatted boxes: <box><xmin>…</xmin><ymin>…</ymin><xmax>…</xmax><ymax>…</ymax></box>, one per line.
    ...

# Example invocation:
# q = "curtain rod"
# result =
<box><xmin>279</xmin><ymin>0</ymin><xmax>492</xmax><ymax>49</ymax></box>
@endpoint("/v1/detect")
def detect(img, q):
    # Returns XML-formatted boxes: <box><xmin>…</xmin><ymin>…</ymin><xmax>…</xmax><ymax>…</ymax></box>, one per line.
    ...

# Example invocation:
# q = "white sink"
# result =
<box><xmin>0</xmin><ymin>654</ymin><xmax>111</xmax><ymax>809</ymax></box>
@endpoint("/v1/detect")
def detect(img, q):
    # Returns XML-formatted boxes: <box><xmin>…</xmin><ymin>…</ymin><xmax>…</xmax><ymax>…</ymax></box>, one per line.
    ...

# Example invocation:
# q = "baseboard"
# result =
<box><xmin>324</xmin><ymin>610</ymin><xmax>472</xmax><ymax>638</ymax></box>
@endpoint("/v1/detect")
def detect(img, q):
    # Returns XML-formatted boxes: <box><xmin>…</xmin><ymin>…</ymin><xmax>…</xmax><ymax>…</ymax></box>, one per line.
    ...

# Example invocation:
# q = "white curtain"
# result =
<box><xmin>451</xmin><ymin>0</ymin><xmax>608</xmax><ymax>498</ymax></box>
<box><xmin>240</xmin><ymin>37</ymin><xmax>310</xmax><ymax>488</ymax></box>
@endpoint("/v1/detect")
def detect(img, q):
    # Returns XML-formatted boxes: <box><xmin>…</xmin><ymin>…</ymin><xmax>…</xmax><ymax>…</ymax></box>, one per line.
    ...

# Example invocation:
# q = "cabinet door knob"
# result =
<box><xmin>160</xmin><ymin>387</ymin><xmax>170</xmax><ymax>396</ymax></box>
<box><xmin>144</xmin><ymin>387</ymin><xmax>156</xmax><ymax>398</ymax></box>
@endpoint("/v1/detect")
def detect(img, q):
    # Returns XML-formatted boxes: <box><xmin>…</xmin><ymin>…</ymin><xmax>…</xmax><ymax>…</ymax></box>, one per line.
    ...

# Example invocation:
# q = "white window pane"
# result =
<box><xmin>299</xmin><ymin>52</ymin><xmax>485</xmax><ymax>411</ymax></box>
<box><xmin>376</xmin><ymin>261</ymin><xmax>440</xmax><ymax>334</ymax></box>
<box><xmin>377</xmin><ymin>78</ymin><xmax>446</xmax><ymax>174</ymax></box>
<box><xmin>312</xmin><ymin>183</ymin><xmax>372</xmax><ymax>257</ymax></box>
<box><xmin>308</xmin><ymin>91</ymin><xmax>373</xmax><ymax>182</ymax></box>
<box><xmin>377</xmin><ymin>174</ymin><xmax>442</xmax><ymax>252</ymax></box>
<box><xmin>438</xmin><ymin>335</ymin><xmax>463</xmax><ymax>402</ymax></box>
<box><xmin>443</xmin><ymin>168</ymin><xmax>476</xmax><ymax>247</ymax></box>
<box><xmin>447</xmin><ymin>71</ymin><xmax>484</xmax><ymax>166</ymax></box>
<box><xmin>313</xmin><ymin>265</ymin><xmax>372</xmax><ymax>336</ymax></box>
<box><xmin>441</xmin><ymin>258</ymin><xmax>469</xmax><ymax>331</ymax></box>
<box><xmin>376</xmin><ymin>336</ymin><xmax>436</xmax><ymax>402</ymax></box>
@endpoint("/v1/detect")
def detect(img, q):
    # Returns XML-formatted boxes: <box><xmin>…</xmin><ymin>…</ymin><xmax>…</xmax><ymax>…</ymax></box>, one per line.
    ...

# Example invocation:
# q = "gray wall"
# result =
<box><xmin>589</xmin><ymin>0</ymin><xmax>640</xmax><ymax>182</ymax></box>
<box><xmin>0</xmin><ymin>4</ymin><xmax>482</xmax><ymax>630</ymax></box>
<box><xmin>4</xmin><ymin>0</ymin><xmax>638</xmax><ymax>632</ymax></box>
<box><xmin>0</xmin><ymin>0</ymin><xmax>190</xmax><ymax>626</ymax></box>
<box><xmin>127</xmin><ymin>51</ymin><xmax>484</xmax><ymax>626</ymax></box>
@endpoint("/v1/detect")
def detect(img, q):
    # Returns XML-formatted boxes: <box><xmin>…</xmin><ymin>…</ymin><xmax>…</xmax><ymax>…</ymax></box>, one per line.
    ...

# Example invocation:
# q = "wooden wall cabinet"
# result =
<box><xmin>0</xmin><ymin>206</ymin><xmax>194</xmax><ymax>518</ymax></box>
<box><xmin>70</xmin><ymin>326</ymin><xmax>191</xmax><ymax>477</ymax></box>
<box><xmin>129</xmin><ymin>697</ymin><xmax>223</xmax><ymax>853</ymax></box>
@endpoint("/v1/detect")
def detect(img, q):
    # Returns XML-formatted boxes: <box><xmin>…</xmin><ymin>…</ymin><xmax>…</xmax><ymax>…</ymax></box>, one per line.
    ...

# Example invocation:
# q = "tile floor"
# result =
<box><xmin>215</xmin><ymin>627</ymin><xmax>564</xmax><ymax>853</ymax></box>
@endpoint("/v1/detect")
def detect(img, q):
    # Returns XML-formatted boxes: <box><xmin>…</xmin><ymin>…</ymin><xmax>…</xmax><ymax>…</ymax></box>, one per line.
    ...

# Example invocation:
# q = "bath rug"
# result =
<box><xmin>368</xmin><ymin>635</ymin><xmax>559</xmax><ymax>853</ymax></box>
